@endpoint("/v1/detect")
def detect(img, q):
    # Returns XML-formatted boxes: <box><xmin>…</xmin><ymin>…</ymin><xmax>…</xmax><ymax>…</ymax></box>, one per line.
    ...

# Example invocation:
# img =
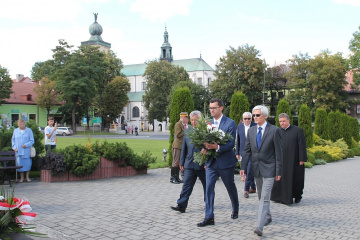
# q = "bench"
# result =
<box><xmin>0</xmin><ymin>151</ymin><xmax>23</xmax><ymax>187</ymax></box>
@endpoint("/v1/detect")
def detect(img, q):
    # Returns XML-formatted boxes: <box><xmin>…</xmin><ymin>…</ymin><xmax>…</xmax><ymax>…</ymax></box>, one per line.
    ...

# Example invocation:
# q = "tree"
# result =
<box><xmin>340</xmin><ymin>113</ymin><xmax>353</xmax><ymax>148</ymax></box>
<box><xmin>286</xmin><ymin>51</ymin><xmax>348</xmax><ymax>114</ymax></box>
<box><xmin>102</xmin><ymin>76</ymin><xmax>131</xmax><ymax>127</ymax></box>
<box><xmin>31</xmin><ymin>60</ymin><xmax>56</xmax><ymax>81</ymax></box>
<box><xmin>166</xmin><ymin>80</ymin><xmax>210</xmax><ymax>117</ymax></box>
<box><xmin>0</xmin><ymin>66</ymin><xmax>13</xmax><ymax>105</ymax></box>
<box><xmin>348</xmin><ymin>25</ymin><xmax>360</xmax><ymax>85</ymax></box>
<box><xmin>285</xmin><ymin>53</ymin><xmax>313</xmax><ymax>112</ymax></box>
<box><xmin>143</xmin><ymin>60</ymin><xmax>190</xmax><ymax>123</ymax></box>
<box><xmin>328</xmin><ymin>111</ymin><xmax>342</xmax><ymax>142</ymax></box>
<box><xmin>350</xmin><ymin>117</ymin><xmax>360</xmax><ymax>142</ymax></box>
<box><xmin>167</xmin><ymin>87</ymin><xmax>194</xmax><ymax>166</ymax></box>
<box><xmin>210</xmin><ymin>44</ymin><xmax>264</xmax><ymax>109</ymax></box>
<box><xmin>229</xmin><ymin>91</ymin><xmax>249</xmax><ymax>125</ymax></box>
<box><xmin>265</xmin><ymin>64</ymin><xmax>289</xmax><ymax>114</ymax></box>
<box><xmin>298</xmin><ymin>104</ymin><xmax>313</xmax><ymax>148</ymax></box>
<box><xmin>275</xmin><ymin>99</ymin><xmax>292</xmax><ymax>127</ymax></box>
<box><xmin>33</xmin><ymin>77</ymin><xmax>59</xmax><ymax>116</ymax></box>
<box><xmin>53</xmin><ymin>44</ymin><xmax>103</xmax><ymax>132</ymax></box>
<box><xmin>314</xmin><ymin>108</ymin><xmax>329</xmax><ymax>140</ymax></box>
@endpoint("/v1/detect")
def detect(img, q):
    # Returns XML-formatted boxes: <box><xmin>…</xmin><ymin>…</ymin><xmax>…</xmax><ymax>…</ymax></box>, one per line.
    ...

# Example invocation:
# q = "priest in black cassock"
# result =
<box><xmin>271</xmin><ymin>113</ymin><xmax>307</xmax><ymax>205</ymax></box>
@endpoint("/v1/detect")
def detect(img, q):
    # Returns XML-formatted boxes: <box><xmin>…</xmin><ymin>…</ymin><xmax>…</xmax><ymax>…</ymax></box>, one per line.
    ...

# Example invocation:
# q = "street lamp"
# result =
<box><xmin>263</xmin><ymin>59</ymin><xmax>267</xmax><ymax>105</ymax></box>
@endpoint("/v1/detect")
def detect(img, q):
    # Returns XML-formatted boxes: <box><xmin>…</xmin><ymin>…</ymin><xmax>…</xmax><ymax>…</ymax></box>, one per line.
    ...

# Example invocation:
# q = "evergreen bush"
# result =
<box><xmin>307</xmin><ymin>151</ymin><xmax>316</xmax><ymax>165</ymax></box>
<box><xmin>314</xmin><ymin>108</ymin><xmax>329</xmax><ymax>140</ymax></box>
<box><xmin>275</xmin><ymin>99</ymin><xmax>293</xmax><ymax>127</ymax></box>
<box><xmin>328</xmin><ymin>111</ymin><xmax>342</xmax><ymax>142</ymax></box>
<box><xmin>229</xmin><ymin>91</ymin><xmax>249</xmax><ymax>125</ymax></box>
<box><xmin>304</xmin><ymin>162</ymin><xmax>313</xmax><ymax>168</ymax></box>
<box><xmin>298</xmin><ymin>104</ymin><xmax>313</xmax><ymax>147</ymax></box>
<box><xmin>167</xmin><ymin>87</ymin><xmax>194</xmax><ymax>166</ymax></box>
<box><xmin>341</xmin><ymin>113</ymin><xmax>353</xmax><ymax>148</ymax></box>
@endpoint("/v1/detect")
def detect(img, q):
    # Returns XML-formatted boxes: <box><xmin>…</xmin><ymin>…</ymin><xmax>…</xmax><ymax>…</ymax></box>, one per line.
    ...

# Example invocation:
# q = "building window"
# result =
<box><xmin>197</xmin><ymin>77</ymin><xmax>202</xmax><ymax>85</ymax></box>
<box><xmin>278</xmin><ymin>92</ymin><xmax>284</xmax><ymax>98</ymax></box>
<box><xmin>27</xmin><ymin>94</ymin><xmax>32</xmax><ymax>101</ymax></box>
<box><xmin>132</xmin><ymin>106</ymin><xmax>140</xmax><ymax>118</ymax></box>
<box><xmin>142</xmin><ymin>82</ymin><xmax>146</xmax><ymax>90</ymax></box>
<box><xmin>29</xmin><ymin>114</ymin><xmax>36</xmax><ymax>122</ymax></box>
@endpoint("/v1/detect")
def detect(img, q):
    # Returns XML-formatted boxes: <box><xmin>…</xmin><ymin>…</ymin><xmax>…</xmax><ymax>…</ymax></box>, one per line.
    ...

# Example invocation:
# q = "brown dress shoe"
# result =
<box><xmin>249</xmin><ymin>188</ymin><xmax>256</xmax><ymax>193</ymax></box>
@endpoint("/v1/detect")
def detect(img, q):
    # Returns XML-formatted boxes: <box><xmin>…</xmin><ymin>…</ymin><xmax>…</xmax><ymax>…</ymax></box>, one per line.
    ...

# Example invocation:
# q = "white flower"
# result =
<box><xmin>0</xmin><ymin>196</ymin><xmax>4</xmax><ymax>201</ymax></box>
<box><xmin>218</xmin><ymin>129</ymin><xmax>225</xmax><ymax>138</ymax></box>
<box><xmin>207</xmin><ymin>124</ymin><xmax>213</xmax><ymax>131</ymax></box>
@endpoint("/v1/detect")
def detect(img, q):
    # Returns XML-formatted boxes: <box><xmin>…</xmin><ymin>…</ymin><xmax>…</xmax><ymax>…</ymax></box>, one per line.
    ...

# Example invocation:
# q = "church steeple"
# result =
<box><xmin>160</xmin><ymin>26</ymin><xmax>173</xmax><ymax>62</ymax></box>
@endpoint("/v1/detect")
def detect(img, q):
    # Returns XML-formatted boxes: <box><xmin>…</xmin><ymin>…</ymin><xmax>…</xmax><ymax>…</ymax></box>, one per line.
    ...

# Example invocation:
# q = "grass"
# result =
<box><xmin>56</xmin><ymin>137</ymin><xmax>169</xmax><ymax>169</ymax></box>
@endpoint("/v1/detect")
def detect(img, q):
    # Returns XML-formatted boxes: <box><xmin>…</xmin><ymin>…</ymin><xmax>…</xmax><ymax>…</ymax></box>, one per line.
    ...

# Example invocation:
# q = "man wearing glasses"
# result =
<box><xmin>236</xmin><ymin>112</ymin><xmax>257</xmax><ymax>198</ymax></box>
<box><xmin>197</xmin><ymin>98</ymin><xmax>239</xmax><ymax>227</ymax></box>
<box><xmin>240</xmin><ymin>105</ymin><xmax>282</xmax><ymax>236</ymax></box>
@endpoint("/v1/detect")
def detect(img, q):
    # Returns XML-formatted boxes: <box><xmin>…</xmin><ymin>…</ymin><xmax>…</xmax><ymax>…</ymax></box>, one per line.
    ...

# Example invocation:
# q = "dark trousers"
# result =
<box><xmin>245</xmin><ymin>159</ymin><xmax>256</xmax><ymax>191</ymax></box>
<box><xmin>205</xmin><ymin>160</ymin><xmax>239</xmax><ymax>219</ymax></box>
<box><xmin>45</xmin><ymin>145</ymin><xmax>56</xmax><ymax>151</ymax></box>
<box><xmin>177</xmin><ymin>168</ymin><xmax>206</xmax><ymax>208</ymax></box>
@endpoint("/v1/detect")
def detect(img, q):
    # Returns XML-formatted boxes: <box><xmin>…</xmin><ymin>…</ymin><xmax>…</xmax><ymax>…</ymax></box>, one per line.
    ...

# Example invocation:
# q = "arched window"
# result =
<box><xmin>132</xmin><ymin>106</ymin><xmax>140</xmax><ymax>118</ymax></box>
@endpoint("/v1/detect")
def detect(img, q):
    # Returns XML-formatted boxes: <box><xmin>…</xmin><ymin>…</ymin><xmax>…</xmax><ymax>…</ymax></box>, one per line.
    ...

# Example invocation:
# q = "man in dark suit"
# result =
<box><xmin>171</xmin><ymin>111</ymin><xmax>206</xmax><ymax>213</ymax></box>
<box><xmin>197</xmin><ymin>98</ymin><xmax>239</xmax><ymax>227</ymax></box>
<box><xmin>241</xmin><ymin>105</ymin><xmax>283</xmax><ymax>236</ymax></box>
<box><xmin>236</xmin><ymin>112</ymin><xmax>257</xmax><ymax>198</ymax></box>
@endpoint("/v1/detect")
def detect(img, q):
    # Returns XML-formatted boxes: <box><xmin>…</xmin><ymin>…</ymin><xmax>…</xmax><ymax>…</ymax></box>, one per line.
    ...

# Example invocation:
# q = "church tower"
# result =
<box><xmin>160</xmin><ymin>26</ymin><xmax>173</xmax><ymax>62</ymax></box>
<box><xmin>81</xmin><ymin>13</ymin><xmax>111</xmax><ymax>52</ymax></box>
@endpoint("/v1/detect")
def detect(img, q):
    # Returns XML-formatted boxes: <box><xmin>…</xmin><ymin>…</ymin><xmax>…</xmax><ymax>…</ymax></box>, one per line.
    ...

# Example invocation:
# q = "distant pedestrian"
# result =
<box><xmin>131</xmin><ymin>126</ymin><xmax>134</xmax><ymax>134</ymax></box>
<box><xmin>135</xmin><ymin>126</ymin><xmax>138</xmax><ymax>136</ymax></box>
<box><xmin>44</xmin><ymin>117</ymin><xmax>57</xmax><ymax>151</ymax></box>
<box><xmin>125</xmin><ymin>125</ymin><xmax>128</xmax><ymax>134</ymax></box>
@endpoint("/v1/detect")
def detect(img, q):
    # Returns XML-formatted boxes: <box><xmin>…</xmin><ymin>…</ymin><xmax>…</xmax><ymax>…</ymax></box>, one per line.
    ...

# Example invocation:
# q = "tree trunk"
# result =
<box><xmin>72</xmin><ymin>103</ymin><xmax>76</xmax><ymax>134</ymax></box>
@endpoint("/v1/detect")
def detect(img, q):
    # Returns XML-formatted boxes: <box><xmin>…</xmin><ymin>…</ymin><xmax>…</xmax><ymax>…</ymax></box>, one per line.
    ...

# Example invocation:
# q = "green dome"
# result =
<box><xmin>89</xmin><ymin>22</ymin><xmax>103</xmax><ymax>36</ymax></box>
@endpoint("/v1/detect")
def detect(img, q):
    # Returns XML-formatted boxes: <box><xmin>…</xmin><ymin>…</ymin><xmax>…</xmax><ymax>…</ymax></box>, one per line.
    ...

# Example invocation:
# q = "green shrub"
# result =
<box><xmin>299</xmin><ymin>104</ymin><xmax>313</xmax><ymax>147</ymax></box>
<box><xmin>230</xmin><ymin>91</ymin><xmax>249</xmax><ymax>125</ymax></box>
<box><xmin>314</xmin><ymin>108</ymin><xmax>329</xmax><ymax>140</ymax></box>
<box><xmin>328</xmin><ymin>111</ymin><xmax>342</xmax><ymax>142</ymax></box>
<box><xmin>63</xmin><ymin>145</ymin><xmax>99</xmax><ymax>176</ymax></box>
<box><xmin>347</xmin><ymin>148</ymin><xmax>355</xmax><ymax>158</ymax></box>
<box><xmin>315</xmin><ymin>159</ymin><xmax>327</xmax><ymax>165</ymax></box>
<box><xmin>308</xmin><ymin>145</ymin><xmax>345</xmax><ymax>162</ymax></box>
<box><xmin>304</xmin><ymin>162</ymin><xmax>313</xmax><ymax>168</ymax></box>
<box><xmin>127</xmin><ymin>150</ymin><xmax>157</xmax><ymax>170</ymax></box>
<box><xmin>307</xmin><ymin>152</ymin><xmax>316</xmax><ymax>165</ymax></box>
<box><xmin>351</xmin><ymin>147</ymin><xmax>360</xmax><ymax>156</ymax></box>
<box><xmin>341</xmin><ymin>114</ymin><xmax>353</xmax><ymax>148</ymax></box>
<box><xmin>275</xmin><ymin>99</ymin><xmax>292</xmax><ymax>127</ymax></box>
<box><xmin>168</xmin><ymin>87</ymin><xmax>194</xmax><ymax>166</ymax></box>
<box><xmin>313</xmin><ymin>133</ymin><xmax>331</xmax><ymax>146</ymax></box>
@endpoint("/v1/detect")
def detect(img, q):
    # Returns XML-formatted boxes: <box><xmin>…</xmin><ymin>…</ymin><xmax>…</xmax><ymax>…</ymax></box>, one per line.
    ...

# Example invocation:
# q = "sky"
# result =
<box><xmin>1</xmin><ymin>0</ymin><xmax>360</xmax><ymax>79</ymax></box>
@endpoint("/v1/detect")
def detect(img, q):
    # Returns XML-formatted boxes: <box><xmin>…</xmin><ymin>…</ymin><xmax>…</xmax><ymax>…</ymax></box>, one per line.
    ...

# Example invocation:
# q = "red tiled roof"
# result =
<box><xmin>344</xmin><ymin>70</ymin><xmax>360</xmax><ymax>93</ymax></box>
<box><xmin>5</xmin><ymin>81</ymin><xmax>38</xmax><ymax>105</ymax></box>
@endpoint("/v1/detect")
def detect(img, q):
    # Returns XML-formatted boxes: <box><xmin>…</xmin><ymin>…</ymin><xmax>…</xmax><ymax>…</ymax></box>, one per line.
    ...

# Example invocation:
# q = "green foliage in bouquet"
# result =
<box><xmin>187</xmin><ymin>117</ymin><xmax>233</xmax><ymax>165</ymax></box>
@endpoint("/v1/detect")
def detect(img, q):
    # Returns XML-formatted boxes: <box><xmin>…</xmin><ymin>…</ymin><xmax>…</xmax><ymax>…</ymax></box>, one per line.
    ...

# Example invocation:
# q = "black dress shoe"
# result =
<box><xmin>170</xmin><ymin>205</ymin><xmax>186</xmax><ymax>213</ymax></box>
<box><xmin>231</xmin><ymin>211</ymin><xmax>238</xmax><ymax>219</ymax></box>
<box><xmin>254</xmin><ymin>227</ymin><xmax>263</xmax><ymax>236</ymax></box>
<box><xmin>295</xmin><ymin>198</ymin><xmax>302</xmax><ymax>203</ymax></box>
<box><xmin>197</xmin><ymin>218</ymin><xmax>214</xmax><ymax>227</ymax></box>
<box><xmin>171</xmin><ymin>178</ymin><xmax>180</xmax><ymax>184</ymax></box>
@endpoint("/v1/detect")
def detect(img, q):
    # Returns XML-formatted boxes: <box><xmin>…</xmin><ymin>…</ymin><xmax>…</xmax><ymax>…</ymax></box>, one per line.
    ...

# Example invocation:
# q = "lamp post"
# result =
<box><xmin>263</xmin><ymin>59</ymin><xmax>267</xmax><ymax>105</ymax></box>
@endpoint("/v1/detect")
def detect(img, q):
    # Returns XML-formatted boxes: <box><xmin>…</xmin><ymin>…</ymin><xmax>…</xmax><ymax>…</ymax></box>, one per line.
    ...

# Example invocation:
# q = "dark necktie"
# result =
<box><xmin>257</xmin><ymin>127</ymin><xmax>262</xmax><ymax>149</ymax></box>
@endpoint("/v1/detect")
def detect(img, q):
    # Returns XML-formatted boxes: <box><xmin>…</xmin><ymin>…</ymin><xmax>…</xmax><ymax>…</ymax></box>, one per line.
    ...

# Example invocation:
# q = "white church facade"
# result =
<box><xmin>81</xmin><ymin>15</ymin><xmax>216</xmax><ymax>131</ymax></box>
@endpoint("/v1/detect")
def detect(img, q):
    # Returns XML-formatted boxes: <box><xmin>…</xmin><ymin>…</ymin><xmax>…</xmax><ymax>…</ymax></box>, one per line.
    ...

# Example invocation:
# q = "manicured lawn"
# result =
<box><xmin>56</xmin><ymin>137</ymin><xmax>169</xmax><ymax>169</ymax></box>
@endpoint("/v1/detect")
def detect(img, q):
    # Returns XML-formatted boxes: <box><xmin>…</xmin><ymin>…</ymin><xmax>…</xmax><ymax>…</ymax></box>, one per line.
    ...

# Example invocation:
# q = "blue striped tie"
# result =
<box><xmin>257</xmin><ymin>127</ymin><xmax>262</xmax><ymax>149</ymax></box>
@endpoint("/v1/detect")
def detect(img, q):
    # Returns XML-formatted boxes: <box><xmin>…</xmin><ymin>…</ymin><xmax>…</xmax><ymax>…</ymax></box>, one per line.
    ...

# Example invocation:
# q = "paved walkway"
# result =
<box><xmin>8</xmin><ymin>157</ymin><xmax>360</xmax><ymax>239</ymax></box>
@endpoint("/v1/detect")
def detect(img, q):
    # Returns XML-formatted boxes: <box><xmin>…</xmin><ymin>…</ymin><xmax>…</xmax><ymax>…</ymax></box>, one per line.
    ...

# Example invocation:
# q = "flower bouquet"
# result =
<box><xmin>187</xmin><ymin>117</ymin><xmax>233</xmax><ymax>165</ymax></box>
<box><xmin>0</xmin><ymin>187</ymin><xmax>42</xmax><ymax>239</ymax></box>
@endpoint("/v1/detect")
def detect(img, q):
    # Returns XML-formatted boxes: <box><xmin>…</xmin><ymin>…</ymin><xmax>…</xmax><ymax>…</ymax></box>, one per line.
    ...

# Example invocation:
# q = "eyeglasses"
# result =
<box><xmin>253</xmin><ymin>114</ymin><xmax>262</xmax><ymax>117</ymax></box>
<box><xmin>243</xmin><ymin>118</ymin><xmax>251</xmax><ymax>120</ymax></box>
<box><xmin>209</xmin><ymin>107</ymin><xmax>220</xmax><ymax>110</ymax></box>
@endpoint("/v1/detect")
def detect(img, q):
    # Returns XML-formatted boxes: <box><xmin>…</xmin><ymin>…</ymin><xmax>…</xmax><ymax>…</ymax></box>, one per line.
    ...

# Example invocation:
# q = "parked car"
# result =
<box><xmin>56</xmin><ymin>127</ymin><xmax>74</xmax><ymax>136</ymax></box>
<box><xmin>38</xmin><ymin>126</ymin><xmax>44</xmax><ymax>134</ymax></box>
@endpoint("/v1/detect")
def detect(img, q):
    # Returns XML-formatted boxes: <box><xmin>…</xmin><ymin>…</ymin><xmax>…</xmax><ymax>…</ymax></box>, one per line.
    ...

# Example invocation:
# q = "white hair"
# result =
<box><xmin>243</xmin><ymin>112</ymin><xmax>252</xmax><ymax>118</ymax></box>
<box><xmin>252</xmin><ymin>105</ymin><xmax>269</xmax><ymax>117</ymax></box>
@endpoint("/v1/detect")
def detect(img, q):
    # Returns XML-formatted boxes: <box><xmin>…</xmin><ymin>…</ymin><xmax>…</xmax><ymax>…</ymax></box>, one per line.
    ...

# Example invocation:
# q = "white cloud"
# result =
<box><xmin>1</xmin><ymin>0</ymin><xmax>83</xmax><ymax>23</ymax></box>
<box><xmin>333</xmin><ymin>0</ymin><xmax>360</xmax><ymax>6</ymax></box>
<box><xmin>237</xmin><ymin>13</ymin><xmax>277</xmax><ymax>24</ymax></box>
<box><xmin>130</xmin><ymin>0</ymin><xmax>193</xmax><ymax>22</ymax></box>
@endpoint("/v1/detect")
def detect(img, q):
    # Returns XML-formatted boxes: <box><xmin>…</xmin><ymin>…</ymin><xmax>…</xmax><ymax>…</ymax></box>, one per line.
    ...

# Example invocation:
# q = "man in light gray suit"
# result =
<box><xmin>240</xmin><ymin>105</ymin><xmax>282</xmax><ymax>237</ymax></box>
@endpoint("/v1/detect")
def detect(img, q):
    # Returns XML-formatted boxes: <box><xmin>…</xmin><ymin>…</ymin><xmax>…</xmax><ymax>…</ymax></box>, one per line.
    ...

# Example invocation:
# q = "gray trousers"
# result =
<box><xmin>254</xmin><ymin>176</ymin><xmax>274</xmax><ymax>230</ymax></box>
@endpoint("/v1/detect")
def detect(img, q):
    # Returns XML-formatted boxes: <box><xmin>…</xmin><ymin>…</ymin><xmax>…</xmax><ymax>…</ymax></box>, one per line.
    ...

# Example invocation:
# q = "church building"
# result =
<box><xmin>81</xmin><ymin>15</ymin><xmax>216</xmax><ymax>131</ymax></box>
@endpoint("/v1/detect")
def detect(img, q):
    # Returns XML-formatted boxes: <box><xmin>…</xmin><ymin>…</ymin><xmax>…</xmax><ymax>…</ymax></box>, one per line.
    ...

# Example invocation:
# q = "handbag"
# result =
<box><xmin>30</xmin><ymin>146</ymin><xmax>36</xmax><ymax>158</ymax></box>
<box><xmin>26</xmin><ymin>128</ymin><xmax>36</xmax><ymax>157</ymax></box>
